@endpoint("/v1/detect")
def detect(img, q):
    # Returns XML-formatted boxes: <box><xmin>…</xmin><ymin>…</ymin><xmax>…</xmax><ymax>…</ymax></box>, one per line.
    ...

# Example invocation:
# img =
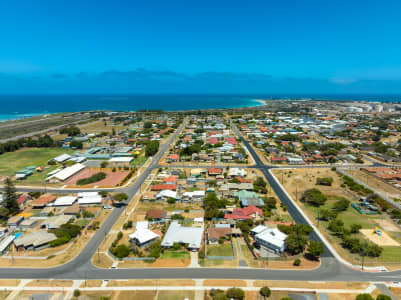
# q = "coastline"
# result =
<box><xmin>0</xmin><ymin>98</ymin><xmax>264</xmax><ymax>122</ymax></box>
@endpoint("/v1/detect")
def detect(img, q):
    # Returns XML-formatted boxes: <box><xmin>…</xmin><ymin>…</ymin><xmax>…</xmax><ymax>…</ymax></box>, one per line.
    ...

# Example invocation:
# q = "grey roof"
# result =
<box><xmin>161</xmin><ymin>221</ymin><xmax>203</xmax><ymax>249</ymax></box>
<box><xmin>14</xmin><ymin>231</ymin><xmax>57</xmax><ymax>248</ymax></box>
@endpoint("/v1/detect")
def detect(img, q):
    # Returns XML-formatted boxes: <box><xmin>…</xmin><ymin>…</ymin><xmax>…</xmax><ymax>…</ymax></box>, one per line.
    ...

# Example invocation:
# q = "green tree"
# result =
<box><xmin>226</xmin><ymin>287</ymin><xmax>245</xmax><ymax>300</ymax></box>
<box><xmin>350</xmin><ymin>224</ymin><xmax>362</xmax><ymax>234</ymax></box>
<box><xmin>259</xmin><ymin>286</ymin><xmax>271</xmax><ymax>299</ymax></box>
<box><xmin>145</xmin><ymin>140</ymin><xmax>160</xmax><ymax>156</ymax></box>
<box><xmin>3</xmin><ymin>178</ymin><xmax>19</xmax><ymax>214</ymax></box>
<box><xmin>355</xmin><ymin>294</ymin><xmax>374</xmax><ymax>300</ymax></box>
<box><xmin>301</xmin><ymin>188</ymin><xmax>327</xmax><ymax>207</ymax></box>
<box><xmin>70</xmin><ymin>140</ymin><xmax>83</xmax><ymax>149</ymax></box>
<box><xmin>376</xmin><ymin>295</ymin><xmax>392</xmax><ymax>300</ymax></box>
<box><xmin>113</xmin><ymin>193</ymin><xmax>128</xmax><ymax>202</ymax></box>
<box><xmin>286</xmin><ymin>233</ymin><xmax>308</xmax><ymax>255</ymax></box>
<box><xmin>333</xmin><ymin>197</ymin><xmax>350</xmax><ymax>211</ymax></box>
<box><xmin>0</xmin><ymin>207</ymin><xmax>10</xmax><ymax>219</ymax></box>
<box><xmin>307</xmin><ymin>241</ymin><xmax>324</xmax><ymax>258</ymax></box>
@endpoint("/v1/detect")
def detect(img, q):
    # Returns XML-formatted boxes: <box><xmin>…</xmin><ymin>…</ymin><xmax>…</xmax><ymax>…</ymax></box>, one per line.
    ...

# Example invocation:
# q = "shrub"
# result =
<box><xmin>113</xmin><ymin>193</ymin><xmax>128</xmax><ymax>202</ymax></box>
<box><xmin>73</xmin><ymin>289</ymin><xmax>81</xmax><ymax>297</ymax></box>
<box><xmin>112</xmin><ymin>244</ymin><xmax>130</xmax><ymax>258</ymax></box>
<box><xmin>316</xmin><ymin>177</ymin><xmax>333</xmax><ymax>186</ymax></box>
<box><xmin>333</xmin><ymin>197</ymin><xmax>350</xmax><ymax>211</ymax></box>
<box><xmin>293</xmin><ymin>258</ymin><xmax>301</xmax><ymax>266</ymax></box>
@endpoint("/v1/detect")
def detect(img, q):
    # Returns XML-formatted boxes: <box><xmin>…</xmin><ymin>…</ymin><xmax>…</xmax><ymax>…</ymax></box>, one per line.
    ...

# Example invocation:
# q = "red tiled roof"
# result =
<box><xmin>225</xmin><ymin>137</ymin><xmax>237</xmax><ymax>145</ymax></box>
<box><xmin>236</xmin><ymin>176</ymin><xmax>251</xmax><ymax>183</ymax></box>
<box><xmin>162</xmin><ymin>176</ymin><xmax>177</xmax><ymax>183</ymax></box>
<box><xmin>225</xmin><ymin>206</ymin><xmax>263</xmax><ymax>220</ymax></box>
<box><xmin>224</xmin><ymin>213</ymin><xmax>252</xmax><ymax>220</ymax></box>
<box><xmin>151</xmin><ymin>184</ymin><xmax>177</xmax><ymax>191</ymax></box>
<box><xmin>233</xmin><ymin>206</ymin><xmax>263</xmax><ymax>216</ymax></box>
<box><xmin>32</xmin><ymin>194</ymin><xmax>56</xmax><ymax>206</ymax></box>
<box><xmin>207</xmin><ymin>227</ymin><xmax>232</xmax><ymax>240</ymax></box>
<box><xmin>146</xmin><ymin>209</ymin><xmax>166</xmax><ymax>219</ymax></box>
<box><xmin>209</xmin><ymin>137</ymin><xmax>218</xmax><ymax>145</ymax></box>
<box><xmin>271</xmin><ymin>157</ymin><xmax>287</xmax><ymax>161</ymax></box>
<box><xmin>17</xmin><ymin>194</ymin><xmax>29</xmax><ymax>205</ymax></box>
<box><xmin>168</xmin><ymin>154</ymin><xmax>180</xmax><ymax>160</ymax></box>
<box><xmin>208</xmin><ymin>167</ymin><xmax>223</xmax><ymax>175</ymax></box>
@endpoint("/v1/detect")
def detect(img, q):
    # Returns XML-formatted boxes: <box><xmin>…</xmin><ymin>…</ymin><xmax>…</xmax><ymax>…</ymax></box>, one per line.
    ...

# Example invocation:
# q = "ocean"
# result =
<box><xmin>0</xmin><ymin>94</ymin><xmax>400</xmax><ymax>121</ymax></box>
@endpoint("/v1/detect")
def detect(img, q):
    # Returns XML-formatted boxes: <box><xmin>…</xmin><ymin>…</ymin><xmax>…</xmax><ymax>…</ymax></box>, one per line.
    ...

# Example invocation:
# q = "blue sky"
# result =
<box><xmin>1</xmin><ymin>0</ymin><xmax>401</xmax><ymax>94</ymax></box>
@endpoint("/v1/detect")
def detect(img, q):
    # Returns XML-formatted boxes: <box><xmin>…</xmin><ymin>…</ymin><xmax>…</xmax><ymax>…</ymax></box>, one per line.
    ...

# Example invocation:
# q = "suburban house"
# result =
<box><xmin>161</xmin><ymin>221</ymin><xmax>203</xmax><ymax>251</ymax></box>
<box><xmin>146</xmin><ymin>209</ymin><xmax>167</xmax><ymax>223</ymax></box>
<box><xmin>207</xmin><ymin>227</ymin><xmax>232</xmax><ymax>244</ymax></box>
<box><xmin>224</xmin><ymin>206</ymin><xmax>263</xmax><ymax>221</ymax></box>
<box><xmin>41</xmin><ymin>215</ymin><xmax>74</xmax><ymax>229</ymax></box>
<box><xmin>251</xmin><ymin>225</ymin><xmax>287</xmax><ymax>255</ymax></box>
<box><xmin>14</xmin><ymin>231</ymin><xmax>57</xmax><ymax>251</ymax></box>
<box><xmin>129</xmin><ymin>221</ymin><xmax>160</xmax><ymax>248</ymax></box>
<box><xmin>32</xmin><ymin>194</ymin><xmax>57</xmax><ymax>209</ymax></box>
<box><xmin>7</xmin><ymin>215</ymin><xmax>24</xmax><ymax>229</ymax></box>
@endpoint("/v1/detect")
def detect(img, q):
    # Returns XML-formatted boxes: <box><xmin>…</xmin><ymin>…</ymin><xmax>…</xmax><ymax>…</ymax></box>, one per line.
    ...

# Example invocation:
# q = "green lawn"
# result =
<box><xmin>302</xmin><ymin>197</ymin><xmax>401</xmax><ymax>265</ymax></box>
<box><xmin>304</xmin><ymin>197</ymin><xmax>379</xmax><ymax>229</ymax></box>
<box><xmin>0</xmin><ymin>148</ymin><xmax>74</xmax><ymax>182</ymax></box>
<box><xmin>75</xmin><ymin>219</ymin><xmax>90</xmax><ymax>228</ymax></box>
<box><xmin>131</xmin><ymin>155</ymin><xmax>147</xmax><ymax>166</ymax></box>
<box><xmin>207</xmin><ymin>243</ymin><xmax>233</xmax><ymax>257</ymax></box>
<box><xmin>160</xmin><ymin>250</ymin><xmax>190</xmax><ymax>260</ymax></box>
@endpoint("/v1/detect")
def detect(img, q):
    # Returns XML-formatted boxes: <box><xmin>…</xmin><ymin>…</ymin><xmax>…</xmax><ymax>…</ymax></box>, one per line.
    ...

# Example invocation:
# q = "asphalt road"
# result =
<box><xmin>1</xmin><ymin>119</ymin><xmax>401</xmax><ymax>282</ymax></box>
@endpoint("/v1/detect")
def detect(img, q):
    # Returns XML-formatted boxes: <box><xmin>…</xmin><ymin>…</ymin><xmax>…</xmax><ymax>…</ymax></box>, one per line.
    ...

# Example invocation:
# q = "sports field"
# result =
<box><xmin>0</xmin><ymin>148</ymin><xmax>74</xmax><ymax>181</ymax></box>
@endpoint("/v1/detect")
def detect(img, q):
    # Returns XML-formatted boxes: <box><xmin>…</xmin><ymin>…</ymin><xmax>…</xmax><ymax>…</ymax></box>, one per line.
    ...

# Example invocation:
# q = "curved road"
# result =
<box><xmin>1</xmin><ymin>119</ymin><xmax>401</xmax><ymax>282</ymax></box>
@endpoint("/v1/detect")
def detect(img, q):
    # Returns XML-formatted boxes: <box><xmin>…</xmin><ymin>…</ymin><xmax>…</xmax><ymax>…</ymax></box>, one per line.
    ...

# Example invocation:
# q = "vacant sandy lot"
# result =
<box><xmin>65</xmin><ymin>168</ymin><xmax>128</xmax><ymax>187</ymax></box>
<box><xmin>360</xmin><ymin>229</ymin><xmax>400</xmax><ymax>246</ymax></box>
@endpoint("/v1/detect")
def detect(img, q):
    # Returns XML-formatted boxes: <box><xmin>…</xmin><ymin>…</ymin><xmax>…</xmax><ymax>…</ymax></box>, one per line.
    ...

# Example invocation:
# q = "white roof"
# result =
<box><xmin>78</xmin><ymin>196</ymin><xmax>102</xmax><ymax>205</ymax></box>
<box><xmin>156</xmin><ymin>190</ymin><xmax>177</xmax><ymax>199</ymax></box>
<box><xmin>69</xmin><ymin>156</ymin><xmax>86</xmax><ymax>163</ymax></box>
<box><xmin>53</xmin><ymin>154</ymin><xmax>72</xmax><ymax>163</ymax></box>
<box><xmin>129</xmin><ymin>229</ymin><xmax>160</xmax><ymax>244</ymax></box>
<box><xmin>53</xmin><ymin>196</ymin><xmax>77</xmax><ymax>206</ymax></box>
<box><xmin>194</xmin><ymin>217</ymin><xmax>204</xmax><ymax>223</ymax></box>
<box><xmin>182</xmin><ymin>191</ymin><xmax>205</xmax><ymax>198</ymax></box>
<box><xmin>0</xmin><ymin>235</ymin><xmax>15</xmax><ymax>253</ymax></box>
<box><xmin>228</xmin><ymin>167</ymin><xmax>247</xmax><ymax>177</ymax></box>
<box><xmin>77</xmin><ymin>192</ymin><xmax>99</xmax><ymax>198</ymax></box>
<box><xmin>49</xmin><ymin>163</ymin><xmax>85</xmax><ymax>181</ymax></box>
<box><xmin>108</xmin><ymin>157</ymin><xmax>133</xmax><ymax>163</ymax></box>
<box><xmin>161</xmin><ymin>221</ymin><xmax>203</xmax><ymax>249</ymax></box>
<box><xmin>136</xmin><ymin>221</ymin><xmax>149</xmax><ymax>230</ymax></box>
<box><xmin>255</xmin><ymin>228</ymin><xmax>287</xmax><ymax>249</ymax></box>
<box><xmin>47</xmin><ymin>168</ymin><xmax>62</xmax><ymax>177</ymax></box>
<box><xmin>251</xmin><ymin>225</ymin><xmax>268</xmax><ymax>235</ymax></box>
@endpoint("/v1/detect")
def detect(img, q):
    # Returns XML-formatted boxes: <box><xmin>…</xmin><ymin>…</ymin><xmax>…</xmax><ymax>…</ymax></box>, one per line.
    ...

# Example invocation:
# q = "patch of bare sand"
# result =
<box><xmin>360</xmin><ymin>229</ymin><xmax>400</xmax><ymax>246</ymax></box>
<box><xmin>107</xmin><ymin>279</ymin><xmax>194</xmax><ymax>287</ymax></box>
